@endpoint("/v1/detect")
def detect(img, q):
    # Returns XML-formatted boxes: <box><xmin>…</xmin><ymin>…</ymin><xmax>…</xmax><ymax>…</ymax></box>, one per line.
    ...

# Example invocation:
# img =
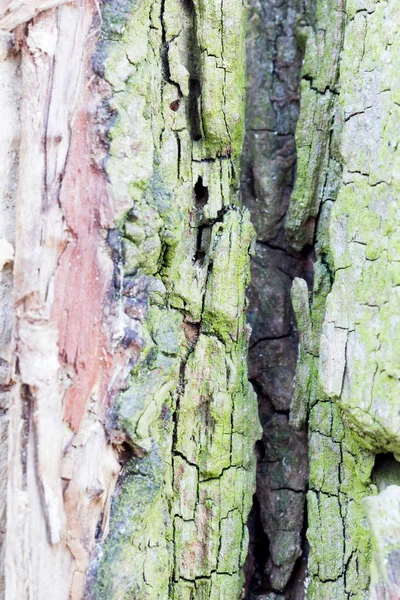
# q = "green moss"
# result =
<box><xmin>364</xmin><ymin>485</ymin><xmax>400</xmax><ymax>596</ymax></box>
<box><xmin>288</xmin><ymin>3</ymin><xmax>400</xmax><ymax>595</ymax></box>
<box><xmin>285</xmin><ymin>0</ymin><xmax>345</xmax><ymax>251</ymax></box>
<box><xmin>307</xmin><ymin>492</ymin><xmax>344</xmax><ymax>581</ymax></box>
<box><xmin>307</xmin><ymin>577</ymin><xmax>346</xmax><ymax>600</ymax></box>
<box><xmin>193</xmin><ymin>0</ymin><xmax>247</xmax><ymax>158</ymax></box>
<box><xmin>91</xmin><ymin>445</ymin><xmax>172</xmax><ymax>599</ymax></box>
<box><xmin>320</xmin><ymin>0</ymin><xmax>400</xmax><ymax>456</ymax></box>
<box><xmin>90</xmin><ymin>0</ymin><xmax>257</xmax><ymax>596</ymax></box>
<box><xmin>202</xmin><ymin>208</ymin><xmax>254</xmax><ymax>346</ymax></box>
<box><xmin>114</xmin><ymin>350</ymin><xmax>180</xmax><ymax>452</ymax></box>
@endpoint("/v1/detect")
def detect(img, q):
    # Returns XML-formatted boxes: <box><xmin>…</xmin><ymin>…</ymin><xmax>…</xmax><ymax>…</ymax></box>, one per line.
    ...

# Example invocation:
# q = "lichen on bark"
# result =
<box><xmin>287</xmin><ymin>0</ymin><xmax>400</xmax><ymax>597</ymax></box>
<box><xmin>2</xmin><ymin>0</ymin><xmax>399</xmax><ymax>597</ymax></box>
<box><xmin>87</xmin><ymin>0</ymin><xmax>260</xmax><ymax>597</ymax></box>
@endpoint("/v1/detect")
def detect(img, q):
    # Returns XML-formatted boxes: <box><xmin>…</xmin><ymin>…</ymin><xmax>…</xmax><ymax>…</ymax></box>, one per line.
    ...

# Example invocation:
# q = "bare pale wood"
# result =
<box><xmin>0</xmin><ymin>0</ymin><xmax>70</xmax><ymax>32</ymax></box>
<box><xmin>4</xmin><ymin>3</ymin><xmax>124</xmax><ymax>599</ymax></box>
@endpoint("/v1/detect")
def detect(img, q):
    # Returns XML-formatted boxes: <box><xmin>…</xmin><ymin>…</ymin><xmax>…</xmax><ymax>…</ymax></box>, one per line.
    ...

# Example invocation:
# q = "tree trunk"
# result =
<box><xmin>285</xmin><ymin>0</ymin><xmax>400</xmax><ymax>598</ymax></box>
<box><xmin>0</xmin><ymin>0</ymin><xmax>399</xmax><ymax>599</ymax></box>
<box><xmin>0</xmin><ymin>0</ymin><xmax>259</xmax><ymax>598</ymax></box>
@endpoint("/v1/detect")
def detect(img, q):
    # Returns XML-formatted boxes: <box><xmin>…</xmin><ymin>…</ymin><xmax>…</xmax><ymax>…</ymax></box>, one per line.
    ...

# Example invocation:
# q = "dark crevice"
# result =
<box><xmin>244</xmin><ymin>495</ymin><xmax>271</xmax><ymax>598</ymax></box>
<box><xmin>242</xmin><ymin>0</ymin><xmax>311</xmax><ymax>597</ymax></box>
<box><xmin>193</xmin><ymin>177</ymin><xmax>210</xmax><ymax>264</ymax></box>
<box><xmin>194</xmin><ymin>225</ymin><xmax>207</xmax><ymax>265</ymax></box>
<box><xmin>20</xmin><ymin>384</ymin><xmax>32</xmax><ymax>489</ymax></box>
<box><xmin>188</xmin><ymin>77</ymin><xmax>202</xmax><ymax>141</ymax></box>
<box><xmin>372</xmin><ymin>453</ymin><xmax>400</xmax><ymax>492</ymax></box>
<box><xmin>194</xmin><ymin>176</ymin><xmax>209</xmax><ymax>209</ymax></box>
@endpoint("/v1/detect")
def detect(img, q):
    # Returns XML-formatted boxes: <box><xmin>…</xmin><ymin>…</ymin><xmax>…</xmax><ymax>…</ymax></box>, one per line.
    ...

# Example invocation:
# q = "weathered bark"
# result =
<box><xmin>0</xmin><ymin>0</ymin><xmax>259</xmax><ymax>598</ymax></box>
<box><xmin>241</xmin><ymin>0</ymin><xmax>311</xmax><ymax>596</ymax></box>
<box><xmin>241</xmin><ymin>0</ymin><xmax>400</xmax><ymax>598</ymax></box>
<box><xmin>285</xmin><ymin>0</ymin><xmax>400</xmax><ymax>599</ymax></box>
<box><xmin>1</xmin><ymin>0</ymin><xmax>400</xmax><ymax>599</ymax></box>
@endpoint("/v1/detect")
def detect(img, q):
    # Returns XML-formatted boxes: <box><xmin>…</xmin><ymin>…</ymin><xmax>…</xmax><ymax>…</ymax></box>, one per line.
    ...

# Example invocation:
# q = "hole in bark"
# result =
<box><xmin>188</xmin><ymin>78</ymin><xmax>202</xmax><ymax>141</ymax></box>
<box><xmin>255</xmin><ymin>439</ymin><xmax>265</xmax><ymax>461</ymax></box>
<box><xmin>118</xmin><ymin>442</ymin><xmax>136</xmax><ymax>466</ymax></box>
<box><xmin>183</xmin><ymin>319</ymin><xmax>201</xmax><ymax>346</ymax></box>
<box><xmin>194</xmin><ymin>177</ymin><xmax>209</xmax><ymax>209</ymax></box>
<box><xmin>170</xmin><ymin>99</ymin><xmax>180</xmax><ymax>112</ymax></box>
<box><xmin>372</xmin><ymin>453</ymin><xmax>400</xmax><ymax>492</ymax></box>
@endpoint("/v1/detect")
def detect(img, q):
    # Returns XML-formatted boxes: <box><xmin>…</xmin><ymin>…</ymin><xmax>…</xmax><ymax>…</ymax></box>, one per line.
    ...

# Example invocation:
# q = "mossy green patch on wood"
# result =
<box><xmin>285</xmin><ymin>0</ymin><xmax>345</xmax><ymax>251</ymax></box>
<box><xmin>88</xmin><ymin>0</ymin><xmax>259</xmax><ymax>597</ymax></box>
<box><xmin>320</xmin><ymin>0</ymin><xmax>400</xmax><ymax>456</ymax></box>
<box><xmin>288</xmin><ymin>2</ymin><xmax>386</xmax><ymax>598</ymax></box>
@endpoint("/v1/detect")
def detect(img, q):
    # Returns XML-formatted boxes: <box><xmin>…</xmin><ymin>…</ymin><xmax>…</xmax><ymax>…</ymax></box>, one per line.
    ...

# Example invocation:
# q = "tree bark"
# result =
<box><xmin>0</xmin><ymin>0</ymin><xmax>259</xmax><ymax>598</ymax></box>
<box><xmin>285</xmin><ymin>0</ymin><xmax>400</xmax><ymax>598</ymax></box>
<box><xmin>0</xmin><ymin>0</ymin><xmax>400</xmax><ymax>599</ymax></box>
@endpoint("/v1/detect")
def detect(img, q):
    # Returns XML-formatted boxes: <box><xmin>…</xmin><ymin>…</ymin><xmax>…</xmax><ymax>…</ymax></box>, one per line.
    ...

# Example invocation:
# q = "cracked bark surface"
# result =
<box><xmin>86</xmin><ymin>2</ymin><xmax>260</xmax><ymax>597</ymax></box>
<box><xmin>1</xmin><ymin>0</ymin><xmax>259</xmax><ymax>598</ymax></box>
<box><xmin>1</xmin><ymin>0</ymin><xmax>400</xmax><ymax>598</ymax></box>
<box><xmin>243</xmin><ymin>0</ymin><xmax>400</xmax><ymax>598</ymax></box>
<box><xmin>286</xmin><ymin>0</ymin><xmax>400</xmax><ymax>598</ymax></box>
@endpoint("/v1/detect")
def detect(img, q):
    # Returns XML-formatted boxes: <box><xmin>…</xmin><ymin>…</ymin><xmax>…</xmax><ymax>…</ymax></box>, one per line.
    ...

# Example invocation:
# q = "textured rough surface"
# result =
<box><xmin>285</xmin><ymin>0</ymin><xmax>345</xmax><ymax>251</ymax></box>
<box><xmin>364</xmin><ymin>484</ymin><xmax>400</xmax><ymax>600</ymax></box>
<box><xmin>241</xmin><ymin>0</ymin><xmax>311</xmax><ymax>597</ymax></box>
<box><xmin>0</xmin><ymin>0</ymin><xmax>69</xmax><ymax>32</ymax></box>
<box><xmin>5</xmin><ymin>4</ymin><xmax>127</xmax><ymax>599</ymax></box>
<box><xmin>87</xmin><ymin>0</ymin><xmax>260</xmax><ymax>598</ymax></box>
<box><xmin>0</xmin><ymin>0</ymin><xmax>258</xmax><ymax>598</ymax></box>
<box><xmin>286</xmin><ymin>0</ymin><xmax>400</xmax><ymax>598</ymax></box>
<box><xmin>0</xmin><ymin>33</ymin><xmax>19</xmax><ymax>597</ymax></box>
<box><xmin>2</xmin><ymin>0</ymin><xmax>399</xmax><ymax>597</ymax></box>
<box><xmin>321</xmin><ymin>0</ymin><xmax>400</xmax><ymax>457</ymax></box>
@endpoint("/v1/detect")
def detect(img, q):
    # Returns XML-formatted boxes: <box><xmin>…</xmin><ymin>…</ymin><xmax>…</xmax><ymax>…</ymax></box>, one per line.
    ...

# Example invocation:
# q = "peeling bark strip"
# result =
<box><xmin>0</xmin><ymin>27</ymin><xmax>20</xmax><ymax>597</ymax></box>
<box><xmin>1</xmin><ymin>0</ymin><xmax>259</xmax><ymax>597</ymax></box>
<box><xmin>0</xmin><ymin>0</ymin><xmax>69</xmax><ymax>32</ymax></box>
<box><xmin>6</xmin><ymin>3</ymin><xmax>123</xmax><ymax>599</ymax></box>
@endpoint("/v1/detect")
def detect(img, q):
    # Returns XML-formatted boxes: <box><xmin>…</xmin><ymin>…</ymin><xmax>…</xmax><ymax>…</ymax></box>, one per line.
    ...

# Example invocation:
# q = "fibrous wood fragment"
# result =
<box><xmin>0</xmin><ymin>0</ymin><xmax>69</xmax><ymax>32</ymax></box>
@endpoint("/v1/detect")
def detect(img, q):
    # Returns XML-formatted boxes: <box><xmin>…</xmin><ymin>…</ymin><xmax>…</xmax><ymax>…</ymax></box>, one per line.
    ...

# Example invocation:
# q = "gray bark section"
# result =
<box><xmin>0</xmin><ymin>36</ymin><xmax>19</xmax><ymax>598</ymax></box>
<box><xmin>241</xmin><ymin>1</ymin><xmax>311</xmax><ymax>597</ymax></box>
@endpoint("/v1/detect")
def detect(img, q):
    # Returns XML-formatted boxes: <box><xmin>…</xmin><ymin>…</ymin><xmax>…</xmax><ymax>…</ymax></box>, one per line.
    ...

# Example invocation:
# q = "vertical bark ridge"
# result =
<box><xmin>285</xmin><ymin>0</ymin><xmax>377</xmax><ymax>596</ymax></box>
<box><xmin>286</xmin><ymin>0</ymin><xmax>400</xmax><ymax>598</ymax></box>
<box><xmin>86</xmin><ymin>0</ymin><xmax>260</xmax><ymax>598</ymax></box>
<box><xmin>1</xmin><ymin>0</ymin><xmax>259</xmax><ymax>598</ymax></box>
<box><xmin>0</xmin><ymin>28</ymin><xmax>20</xmax><ymax>598</ymax></box>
